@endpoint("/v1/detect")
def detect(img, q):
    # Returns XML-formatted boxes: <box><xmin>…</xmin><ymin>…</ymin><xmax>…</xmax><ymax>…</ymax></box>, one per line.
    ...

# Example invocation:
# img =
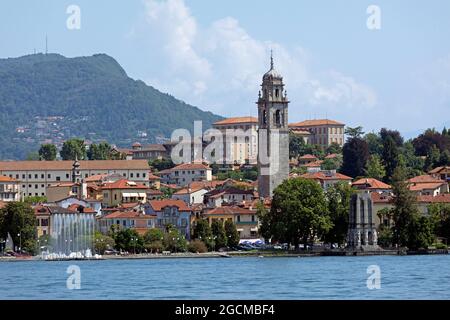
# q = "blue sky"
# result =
<box><xmin>1</xmin><ymin>0</ymin><xmax>449</xmax><ymax>137</ymax></box>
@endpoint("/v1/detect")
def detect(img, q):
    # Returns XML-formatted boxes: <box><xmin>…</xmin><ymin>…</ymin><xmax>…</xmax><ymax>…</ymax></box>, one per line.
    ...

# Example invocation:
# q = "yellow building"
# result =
<box><xmin>203</xmin><ymin>206</ymin><xmax>259</xmax><ymax>239</ymax></box>
<box><xmin>100</xmin><ymin>179</ymin><xmax>149</xmax><ymax>207</ymax></box>
<box><xmin>289</xmin><ymin>119</ymin><xmax>345</xmax><ymax>148</ymax></box>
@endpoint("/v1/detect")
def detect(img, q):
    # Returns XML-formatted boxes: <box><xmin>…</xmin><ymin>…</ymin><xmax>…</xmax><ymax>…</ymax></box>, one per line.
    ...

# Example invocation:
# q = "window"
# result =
<box><xmin>143</xmin><ymin>173</ymin><xmax>146</xmax><ymax>178</ymax></box>
<box><xmin>41</xmin><ymin>219</ymin><xmax>49</xmax><ymax>227</ymax></box>
<box><xmin>48</xmin><ymin>174</ymin><xmax>51</xmax><ymax>179</ymax></box>
<box><xmin>41</xmin><ymin>184</ymin><xmax>44</xmax><ymax>188</ymax></box>
<box><xmin>237</xmin><ymin>215</ymin><xmax>241</xmax><ymax>222</ymax></box>
<box><xmin>35</xmin><ymin>184</ymin><xmax>38</xmax><ymax>189</ymax></box>
<box><xmin>16</xmin><ymin>174</ymin><xmax>19</xmax><ymax>179</ymax></box>
<box><xmin>130</xmin><ymin>173</ymin><xmax>134</xmax><ymax>178</ymax></box>
<box><xmin>251</xmin><ymin>215</ymin><xmax>255</xmax><ymax>222</ymax></box>
<box><xmin>136</xmin><ymin>173</ymin><xmax>140</xmax><ymax>178</ymax></box>
<box><xmin>56</xmin><ymin>176</ymin><xmax>60</xmax><ymax>181</ymax></box>
<box><xmin>28</xmin><ymin>174</ymin><xmax>31</xmax><ymax>179</ymax></box>
<box><xmin>29</xmin><ymin>184</ymin><xmax>32</xmax><ymax>188</ymax></box>
<box><xmin>22</xmin><ymin>185</ymin><xmax>25</xmax><ymax>188</ymax></box>
<box><xmin>103</xmin><ymin>193</ymin><xmax>109</xmax><ymax>199</ymax></box>
<box><xmin>66</xmin><ymin>174</ymin><xmax>69</xmax><ymax>179</ymax></box>
<box><xmin>41</xmin><ymin>174</ymin><xmax>44</xmax><ymax>179</ymax></box>
<box><xmin>22</xmin><ymin>174</ymin><xmax>25</xmax><ymax>179</ymax></box>
<box><xmin>275</xmin><ymin>88</ymin><xmax>279</xmax><ymax>97</ymax></box>
<box><xmin>114</xmin><ymin>194</ymin><xmax>117</xmax><ymax>201</ymax></box>
<box><xmin>35</xmin><ymin>174</ymin><xmax>38</xmax><ymax>179</ymax></box>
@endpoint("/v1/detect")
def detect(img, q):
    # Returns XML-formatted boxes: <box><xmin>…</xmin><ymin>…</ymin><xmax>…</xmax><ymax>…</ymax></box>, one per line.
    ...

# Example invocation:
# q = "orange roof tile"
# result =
<box><xmin>289</xmin><ymin>119</ymin><xmax>345</xmax><ymax>127</ymax></box>
<box><xmin>299</xmin><ymin>154</ymin><xmax>317</xmax><ymax>160</ymax></box>
<box><xmin>371</xmin><ymin>193</ymin><xmax>394</xmax><ymax>204</ymax></box>
<box><xmin>102</xmin><ymin>211</ymin><xmax>155</xmax><ymax>219</ymax></box>
<box><xmin>173</xmin><ymin>163</ymin><xmax>211</xmax><ymax>171</ymax></box>
<box><xmin>0</xmin><ymin>175</ymin><xmax>17</xmax><ymax>182</ymax></box>
<box><xmin>300</xmin><ymin>171</ymin><xmax>352</xmax><ymax>181</ymax></box>
<box><xmin>205</xmin><ymin>206</ymin><xmax>256</xmax><ymax>215</ymax></box>
<box><xmin>408</xmin><ymin>175</ymin><xmax>444</xmax><ymax>184</ymax></box>
<box><xmin>214</xmin><ymin>117</ymin><xmax>258</xmax><ymax>125</ymax></box>
<box><xmin>429</xmin><ymin>166</ymin><xmax>450</xmax><ymax>174</ymax></box>
<box><xmin>409</xmin><ymin>182</ymin><xmax>445</xmax><ymax>191</ymax></box>
<box><xmin>353</xmin><ymin>178</ymin><xmax>391</xmax><ymax>189</ymax></box>
<box><xmin>101</xmin><ymin>179</ymin><xmax>149</xmax><ymax>190</ymax></box>
<box><xmin>417</xmin><ymin>194</ymin><xmax>450</xmax><ymax>203</ymax></box>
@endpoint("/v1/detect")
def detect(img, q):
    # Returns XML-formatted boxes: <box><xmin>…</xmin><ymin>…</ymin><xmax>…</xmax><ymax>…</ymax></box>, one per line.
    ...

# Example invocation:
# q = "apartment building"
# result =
<box><xmin>0</xmin><ymin>160</ymin><xmax>150</xmax><ymax>198</ymax></box>
<box><xmin>212</xmin><ymin>117</ymin><xmax>258</xmax><ymax>165</ymax></box>
<box><xmin>289</xmin><ymin>119</ymin><xmax>345</xmax><ymax>147</ymax></box>
<box><xmin>0</xmin><ymin>175</ymin><xmax>21</xmax><ymax>202</ymax></box>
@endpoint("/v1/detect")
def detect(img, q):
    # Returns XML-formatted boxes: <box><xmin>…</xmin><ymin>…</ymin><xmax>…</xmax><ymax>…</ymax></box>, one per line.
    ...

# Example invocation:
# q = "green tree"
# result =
<box><xmin>113</xmin><ymin>228</ymin><xmax>144</xmax><ymax>253</ymax></box>
<box><xmin>0</xmin><ymin>202</ymin><xmax>37</xmax><ymax>254</ymax></box>
<box><xmin>341</xmin><ymin>137</ymin><xmax>369</xmax><ymax>178</ymax></box>
<box><xmin>60</xmin><ymin>138</ymin><xmax>86</xmax><ymax>160</ymax></box>
<box><xmin>224</xmin><ymin>220</ymin><xmax>240</xmax><ymax>248</ymax></box>
<box><xmin>26</xmin><ymin>152</ymin><xmax>40</xmax><ymax>160</ymax></box>
<box><xmin>381</xmin><ymin>136</ymin><xmax>400</xmax><ymax>182</ymax></box>
<box><xmin>323</xmin><ymin>182</ymin><xmax>354</xmax><ymax>246</ymax></box>
<box><xmin>149</xmin><ymin>158</ymin><xmax>175</xmax><ymax>172</ymax></box>
<box><xmin>391</xmin><ymin>167</ymin><xmax>420</xmax><ymax>248</ymax></box>
<box><xmin>377</xmin><ymin>227</ymin><xmax>393</xmax><ymax>248</ymax></box>
<box><xmin>87</xmin><ymin>142</ymin><xmax>114</xmax><ymax>160</ymax></box>
<box><xmin>326</xmin><ymin>142</ymin><xmax>342</xmax><ymax>155</ymax></box>
<box><xmin>365</xmin><ymin>154</ymin><xmax>386</xmax><ymax>180</ymax></box>
<box><xmin>439</xmin><ymin>150</ymin><xmax>450</xmax><ymax>166</ymax></box>
<box><xmin>407</xmin><ymin>216</ymin><xmax>434</xmax><ymax>250</ymax></box>
<box><xmin>262</xmin><ymin>178</ymin><xmax>332</xmax><ymax>249</ymax></box>
<box><xmin>321</xmin><ymin>158</ymin><xmax>339</xmax><ymax>171</ymax></box>
<box><xmin>163</xmin><ymin>227</ymin><xmax>187</xmax><ymax>252</ymax></box>
<box><xmin>364</xmin><ymin>132</ymin><xmax>383</xmax><ymax>156</ymax></box>
<box><xmin>424</xmin><ymin>144</ymin><xmax>441</xmax><ymax>172</ymax></box>
<box><xmin>345</xmin><ymin>126</ymin><xmax>365</xmax><ymax>139</ymax></box>
<box><xmin>144</xmin><ymin>228</ymin><xmax>164</xmax><ymax>243</ymax></box>
<box><xmin>23</xmin><ymin>196</ymin><xmax>47</xmax><ymax>205</ymax></box>
<box><xmin>188</xmin><ymin>239</ymin><xmax>208</xmax><ymax>253</ymax></box>
<box><xmin>211</xmin><ymin>220</ymin><xmax>227</xmax><ymax>250</ymax></box>
<box><xmin>93</xmin><ymin>231</ymin><xmax>115</xmax><ymax>254</ymax></box>
<box><xmin>38</xmin><ymin>144</ymin><xmax>57</xmax><ymax>161</ymax></box>
<box><xmin>289</xmin><ymin>132</ymin><xmax>306</xmax><ymax>158</ymax></box>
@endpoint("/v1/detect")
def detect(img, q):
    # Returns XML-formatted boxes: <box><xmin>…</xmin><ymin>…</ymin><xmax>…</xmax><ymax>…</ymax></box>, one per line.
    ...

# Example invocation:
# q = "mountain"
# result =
<box><xmin>0</xmin><ymin>53</ymin><xmax>223</xmax><ymax>160</ymax></box>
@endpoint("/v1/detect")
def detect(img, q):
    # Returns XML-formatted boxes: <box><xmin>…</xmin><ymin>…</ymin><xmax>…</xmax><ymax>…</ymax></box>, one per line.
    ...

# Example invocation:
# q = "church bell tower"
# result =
<box><xmin>257</xmin><ymin>52</ymin><xmax>289</xmax><ymax>198</ymax></box>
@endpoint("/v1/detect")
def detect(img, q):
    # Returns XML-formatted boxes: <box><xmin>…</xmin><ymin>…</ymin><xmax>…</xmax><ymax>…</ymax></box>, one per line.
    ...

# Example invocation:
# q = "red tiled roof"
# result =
<box><xmin>429</xmin><ymin>166</ymin><xmax>450</xmax><ymax>174</ymax></box>
<box><xmin>0</xmin><ymin>175</ymin><xmax>17</xmax><ymax>182</ymax></box>
<box><xmin>214</xmin><ymin>117</ymin><xmax>258</xmax><ymax>125</ymax></box>
<box><xmin>289</xmin><ymin>119</ymin><xmax>345</xmax><ymax>127</ymax></box>
<box><xmin>103</xmin><ymin>211</ymin><xmax>155</xmax><ymax>219</ymax></box>
<box><xmin>417</xmin><ymin>194</ymin><xmax>450</xmax><ymax>203</ymax></box>
<box><xmin>205</xmin><ymin>206</ymin><xmax>256</xmax><ymax>215</ymax></box>
<box><xmin>173</xmin><ymin>186</ymin><xmax>206</xmax><ymax>195</ymax></box>
<box><xmin>173</xmin><ymin>163</ymin><xmax>211</xmax><ymax>171</ymax></box>
<box><xmin>0</xmin><ymin>201</ymin><xmax>7</xmax><ymax>209</ymax></box>
<box><xmin>371</xmin><ymin>193</ymin><xmax>394</xmax><ymax>204</ymax></box>
<box><xmin>147</xmin><ymin>189</ymin><xmax>164</xmax><ymax>195</ymax></box>
<box><xmin>148</xmin><ymin>199</ymin><xmax>190</xmax><ymax>212</ymax></box>
<box><xmin>300</xmin><ymin>171</ymin><xmax>352</xmax><ymax>181</ymax></box>
<box><xmin>409</xmin><ymin>182</ymin><xmax>445</xmax><ymax>191</ymax></box>
<box><xmin>101</xmin><ymin>179</ymin><xmax>149</xmax><ymax>190</ymax></box>
<box><xmin>408</xmin><ymin>175</ymin><xmax>444</xmax><ymax>184</ymax></box>
<box><xmin>148</xmin><ymin>173</ymin><xmax>161</xmax><ymax>180</ymax></box>
<box><xmin>84</xmin><ymin>174</ymin><xmax>108</xmax><ymax>182</ymax></box>
<box><xmin>303</xmin><ymin>160</ymin><xmax>324</xmax><ymax>167</ymax></box>
<box><xmin>299</xmin><ymin>154</ymin><xmax>317</xmax><ymax>160</ymax></box>
<box><xmin>325</xmin><ymin>153</ymin><xmax>339</xmax><ymax>159</ymax></box>
<box><xmin>352</xmin><ymin>178</ymin><xmax>391</xmax><ymax>189</ymax></box>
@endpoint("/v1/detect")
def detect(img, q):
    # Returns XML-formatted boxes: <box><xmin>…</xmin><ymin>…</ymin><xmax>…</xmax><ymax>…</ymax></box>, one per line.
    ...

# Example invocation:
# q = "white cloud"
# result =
<box><xmin>140</xmin><ymin>0</ymin><xmax>377</xmax><ymax>118</ymax></box>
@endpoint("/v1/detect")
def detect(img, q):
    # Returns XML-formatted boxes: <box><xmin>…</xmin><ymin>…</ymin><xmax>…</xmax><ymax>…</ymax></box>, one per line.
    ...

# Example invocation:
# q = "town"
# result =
<box><xmin>1</xmin><ymin>56</ymin><xmax>449</xmax><ymax>259</ymax></box>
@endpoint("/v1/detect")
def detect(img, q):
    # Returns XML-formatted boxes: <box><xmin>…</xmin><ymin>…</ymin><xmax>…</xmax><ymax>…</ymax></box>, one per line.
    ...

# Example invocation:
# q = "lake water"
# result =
<box><xmin>1</xmin><ymin>255</ymin><xmax>449</xmax><ymax>299</ymax></box>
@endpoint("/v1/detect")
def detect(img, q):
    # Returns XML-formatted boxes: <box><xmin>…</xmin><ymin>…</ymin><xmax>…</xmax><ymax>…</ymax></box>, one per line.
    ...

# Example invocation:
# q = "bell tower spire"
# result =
<box><xmin>257</xmin><ymin>52</ymin><xmax>289</xmax><ymax>198</ymax></box>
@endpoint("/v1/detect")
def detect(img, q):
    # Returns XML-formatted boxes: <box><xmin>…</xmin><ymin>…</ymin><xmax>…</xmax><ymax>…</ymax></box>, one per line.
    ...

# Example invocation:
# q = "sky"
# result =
<box><xmin>1</xmin><ymin>0</ymin><xmax>449</xmax><ymax>138</ymax></box>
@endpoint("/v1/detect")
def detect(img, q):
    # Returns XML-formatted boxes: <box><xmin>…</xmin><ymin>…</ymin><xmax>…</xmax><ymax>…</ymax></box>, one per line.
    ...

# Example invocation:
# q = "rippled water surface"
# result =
<box><xmin>1</xmin><ymin>255</ymin><xmax>449</xmax><ymax>299</ymax></box>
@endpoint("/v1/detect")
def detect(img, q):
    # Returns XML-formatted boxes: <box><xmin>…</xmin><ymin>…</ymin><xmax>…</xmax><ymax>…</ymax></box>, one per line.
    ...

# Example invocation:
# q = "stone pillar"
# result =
<box><xmin>363</xmin><ymin>196</ymin><xmax>369</xmax><ymax>245</ymax></box>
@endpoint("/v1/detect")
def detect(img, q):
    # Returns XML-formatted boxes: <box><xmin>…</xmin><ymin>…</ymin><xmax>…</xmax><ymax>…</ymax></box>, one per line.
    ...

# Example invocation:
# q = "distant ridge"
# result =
<box><xmin>0</xmin><ymin>53</ymin><xmax>223</xmax><ymax>159</ymax></box>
